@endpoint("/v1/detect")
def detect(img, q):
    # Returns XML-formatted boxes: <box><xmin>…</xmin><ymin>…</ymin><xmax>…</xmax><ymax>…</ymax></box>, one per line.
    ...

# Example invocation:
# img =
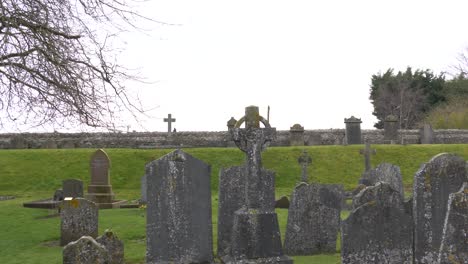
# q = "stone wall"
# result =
<box><xmin>0</xmin><ymin>129</ymin><xmax>467</xmax><ymax>149</ymax></box>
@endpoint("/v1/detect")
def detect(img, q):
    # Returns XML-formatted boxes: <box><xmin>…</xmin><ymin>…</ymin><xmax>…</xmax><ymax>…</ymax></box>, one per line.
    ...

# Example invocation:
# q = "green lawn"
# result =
<box><xmin>0</xmin><ymin>145</ymin><xmax>466</xmax><ymax>263</ymax></box>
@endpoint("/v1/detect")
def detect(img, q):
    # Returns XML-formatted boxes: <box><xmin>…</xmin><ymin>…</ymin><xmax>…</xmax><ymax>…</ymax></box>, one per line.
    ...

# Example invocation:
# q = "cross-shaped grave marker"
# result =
<box><xmin>298</xmin><ymin>150</ymin><xmax>312</xmax><ymax>183</ymax></box>
<box><xmin>359</xmin><ymin>137</ymin><xmax>376</xmax><ymax>172</ymax></box>
<box><xmin>163</xmin><ymin>114</ymin><xmax>176</xmax><ymax>133</ymax></box>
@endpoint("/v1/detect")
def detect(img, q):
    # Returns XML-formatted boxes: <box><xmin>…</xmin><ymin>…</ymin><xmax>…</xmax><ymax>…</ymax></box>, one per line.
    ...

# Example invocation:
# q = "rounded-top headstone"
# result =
<box><xmin>290</xmin><ymin>124</ymin><xmax>304</xmax><ymax>132</ymax></box>
<box><xmin>63</xmin><ymin>236</ymin><xmax>109</xmax><ymax>264</ymax></box>
<box><xmin>90</xmin><ymin>149</ymin><xmax>110</xmax><ymax>185</ymax></box>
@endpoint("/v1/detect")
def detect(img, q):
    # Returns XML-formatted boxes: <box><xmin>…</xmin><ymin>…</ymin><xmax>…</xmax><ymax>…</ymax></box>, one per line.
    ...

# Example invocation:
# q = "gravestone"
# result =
<box><xmin>140</xmin><ymin>174</ymin><xmax>147</xmax><ymax>204</ymax></box>
<box><xmin>221</xmin><ymin>106</ymin><xmax>292</xmax><ymax>263</ymax></box>
<box><xmin>53</xmin><ymin>189</ymin><xmax>64</xmax><ymax>201</ymax></box>
<box><xmin>438</xmin><ymin>182</ymin><xmax>468</xmax><ymax>264</ymax></box>
<box><xmin>342</xmin><ymin>182</ymin><xmax>413</xmax><ymax>264</ymax></box>
<box><xmin>358</xmin><ymin>138</ymin><xmax>376</xmax><ymax>185</ymax></box>
<box><xmin>284</xmin><ymin>183</ymin><xmax>342</xmax><ymax>255</ymax></box>
<box><xmin>63</xmin><ymin>179</ymin><xmax>83</xmax><ymax>198</ymax></box>
<box><xmin>359</xmin><ymin>163</ymin><xmax>404</xmax><ymax>199</ymax></box>
<box><xmin>217</xmin><ymin>165</ymin><xmax>275</xmax><ymax>257</ymax></box>
<box><xmin>344</xmin><ymin>116</ymin><xmax>362</xmax><ymax>144</ymax></box>
<box><xmin>227</xmin><ymin>117</ymin><xmax>237</xmax><ymax>130</ymax></box>
<box><xmin>413</xmin><ymin>153</ymin><xmax>467</xmax><ymax>264</ymax></box>
<box><xmin>420</xmin><ymin>123</ymin><xmax>434</xmax><ymax>144</ymax></box>
<box><xmin>60</xmin><ymin>198</ymin><xmax>98</xmax><ymax>246</ymax></box>
<box><xmin>146</xmin><ymin>149</ymin><xmax>213</xmax><ymax>264</ymax></box>
<box><xmin>163</xmin><ymin>113</ymin><xmax>176</xmax><ymax>133</ymax></box>
<box><xmin>86</xmin><ymin>149</ymin><xmax>124</xmax><ymax>208</ymax></box>
<box><xmin>298</xmin><ymin>150</ymin><xmax>312</xmax><ymax>183</ymax></box>
<box><xmin>289</xmin><ymin>124</ymin><xmax>305</xmax><ymax>146</ymax></box>
<box><xmin>63</xmin><ymin>236</ymin><xmax>109</xmax><ymax>264</ymax></box>
<box><xmin>96</xmin><ymin>230</ymin><xmax>124</xmax><ymax>264</ymax></box>
<box><xmin>384</xmin><ymin>114</ymin><xmax>399</xmax><ymax>143</ymax></box>
<box><xmin>275</xmin><ymin>195</ymin><xmax>290</xmax><ymax>209</ymax></box>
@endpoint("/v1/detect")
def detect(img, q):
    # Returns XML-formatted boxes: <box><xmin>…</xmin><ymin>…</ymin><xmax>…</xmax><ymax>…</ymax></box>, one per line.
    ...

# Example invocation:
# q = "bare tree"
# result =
<box><xmin>452</xmin><ymin>47</ymin><xmax>468</xmax><ymax>77</ymax></box>
<box><xmin>0</xmin><ymin>0</ymin><xmax>154</xmax><ymax>130</ymax></box>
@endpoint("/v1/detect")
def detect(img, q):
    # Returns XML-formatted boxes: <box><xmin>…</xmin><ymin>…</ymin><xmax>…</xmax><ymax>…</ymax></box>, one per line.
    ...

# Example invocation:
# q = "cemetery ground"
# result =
<box><xmin>0</xmin><ymin>145</ymin><xmax>467</xmax><ymax>264</ymax></box>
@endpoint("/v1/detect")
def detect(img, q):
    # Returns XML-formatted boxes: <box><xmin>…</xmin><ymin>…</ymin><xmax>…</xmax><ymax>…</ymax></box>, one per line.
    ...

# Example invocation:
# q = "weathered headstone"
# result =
<box><xmin>60</xmin><ymin>198</ymin><xmax>98</xmax><ymax>246</ymax></box>
<box><xmin>140</xmin><ymin>174</ymin><xmax>147</xmax><ymax>204</ymax></box>
<box><xmin>146</xmin><ymin>149</ymin><xmax>213</xmax><ymax>264</ymax></box>
<box><xmin>344</xmin><ymin>116</ymin><xmax>362</xmax><ymax>144</ymax></box>
<box><xmin>53</xmin><ymin>189</ymin><xmax>64</xmax><ymax>201</ymax></box>
<box><xmin>86</xmin><ymin>149</ymin><xmax>123</xmax><ymax>208</ymax></box>
<box><xmin>342</xmin><ymin>182</ymin><xmax>413</xmax><ymax>264</ymax></box>
<box><xmin>221</xmin><ymin>105</ymin><xmax>292</xmax><ymax>263</ymax></box>
<box><xmin>63</xmin><ymin>179</ymin><xmax>83</xmax><ymax>198</ymax></box>
<box><xmin>163</xmin><ymin>113</ymin><xmax>176</xmax><ymax>133</ymax></box>
<box><xmin>413</xmin><ymin>153</ymin><xmax>467</xmax><ymax>264</ymax></box>
<box><xmin>438</xmin><ymin>182</ymin><xmax>468</xmax><ymax>264</ymax></box>
<box><xmin>420</xmin><ymin>123</ymin><xmax>434</xmax><ymax>144</ymax></box>
<box><xmin>284</xmin><ymin>183</ymin><xmax>342</xmax><ymax>255</ymax></box>
<box><xmin>275</xmin><ymin>195</ymin><xmax>290</xmax><ymax>209</ymax></box>
<box><xmin>359</xmin><ymin>163</ymin><xmax>404</xmax><ymax>199</ymax></box>
<box><xmin>384</xmin><ymin>114</ymin><xmax>399</xmax><ymax>143</ymax></box>
<box><xmin>289</xmin><ymin>124</ymin><xmax>305</xmax><ymax>146</ymax></box>
<box><xmin>96</xmin><ymin>230</ymin><xmax>124</xmax><ymax>264</ymax></box>
<box><xmin>227</xmin><ymin>117</ymin><xmax>237</xmax><ymax>130</ymax></box>
<box><xmin>298</xmin><ymin>150</ymin><xmax>312</xmax><ymax>183</ymax></box>
<box><xmin>63</xmin><ymin>236</ymin><xmax>109</xmax><ymax>264</ymax></box>
<box><xmin>217</xmin><ymin>165</ymin><xmax>275</xmax><ymax>257</ymax></box>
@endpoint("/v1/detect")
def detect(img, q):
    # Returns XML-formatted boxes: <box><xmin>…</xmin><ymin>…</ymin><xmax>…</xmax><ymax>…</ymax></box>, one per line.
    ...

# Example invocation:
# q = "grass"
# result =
<box><xmin>0</xmin><ymin>145</ymin><xmax>466</xmax><ymax>263</ymax></box>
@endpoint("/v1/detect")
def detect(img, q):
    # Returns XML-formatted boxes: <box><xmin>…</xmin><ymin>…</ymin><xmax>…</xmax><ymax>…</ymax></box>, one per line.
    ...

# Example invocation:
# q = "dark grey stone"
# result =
<box><xmin>163</xmin><ymin>113</ymin><xmax>176</xmax><ymax>133</ymax></box>
<box><xmin>221</xmin><ymin>105</ymin><xmax>292</xmax><ymax>263</ymax></box>
<box><xmin>438</xmin><ymin>182</ymin><xmax>468</xmax><ymax>264</ymax></box>
<box><xmin>274</xmin><ymin>196</ymin><xmax>290</xmax><ymax>209</ymax></box>
<box><xmin>63</xmin><ymin>179</ymin><xmax>83</xmax><ymax>198</ymax></box>
<box><xmin>289</xmin><ymin>124</ymin><xmax>305</xmax><ymax>146</ymax></box>
<box><xmin>359</xmin><ymin>163</ymin><xmax>404</xmax><ymax>199</ymax></box>
<box><xmin>359</xmin><ymin>138</ymin><xmax>376</xmax><ymax>173</ymax></box>
<box><xmin>297</xmin><ymin>150</ymin><xmax>312</xmax><ymax>183</ymax></box>
<box><xmin>342</xmin><ymin>182</ymin><xmax>413</xmax><ymax>264</ymax></box>
<box><xmin>284</xmin><ymin>183</ymin><xmax>342</xmax><ymax>255</ymax></box>
<box><xmin>420</xmin><ymin>124</ymin><xmax>434</xmax><ymax>144</ymax></box>
<box><xmin>384</xmin><ymin>115</ymin><xmax>399</xmax><ymax>143</ymax></box>
<box><xmin>96</xmin><ymin>230</ymin><xmax>124</xmax><ymax>264</ymax></box>
<box><xmin>217</xmin><ymin>165</ymin><xmax>275</xmax><ymax>257</ymax></box>
<box><xmin>140</xmin><ymin>174</ymin><xmax>147</xmax><ymax>204</ymax></box>
<box><xmin>53</xmin><ymin>189</ymin><xmax>64</xmax><ymax>201</ymax></box>
<box><xmin>146</xmin><ymin>149</ymin><xmax>213</xmax><ymax>264</ymax></box>
<box><xmin>413</xmin><ymin>153</ymin><xmax>467</xmax><ymax>264</ymax></box>
<box><xmin>344</xmin><ymin>116</ymin><xmax>362</xmax><ymax>144</ymax></box>
<box><xmin>86</xmin><ymin>149</ymin><xmax>116</xmax><ymax>206</ymax></box>
<box><xmin>63</xmin><ymin>236</ymin><xmax>109</xmax><ymax>264</ymax></box>
<box><xmin>60</xmin><ymin>198</ymin><xmax>98</xmax><ymax>246</ymax></box>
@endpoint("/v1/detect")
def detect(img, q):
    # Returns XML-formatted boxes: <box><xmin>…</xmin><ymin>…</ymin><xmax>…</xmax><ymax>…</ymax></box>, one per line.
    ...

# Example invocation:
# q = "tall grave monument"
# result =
<box><xmin>219</xmin><ymin>105</ymin><xmax>292</xmax><ymax>263</ymax></box>
<box><xmin>344</xmin><ymin>116</ymin><xmax>362</xmax><ymax>144</ymax></box>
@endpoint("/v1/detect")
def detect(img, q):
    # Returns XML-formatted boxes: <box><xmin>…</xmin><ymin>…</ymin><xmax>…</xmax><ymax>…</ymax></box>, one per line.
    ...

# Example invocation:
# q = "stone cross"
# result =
<box><xmin>359</xmin><ymin>138</ymin><xmax>376</xmax><ymax>172</ymax></box>
<box><xmin>229</xmin><ymin>105</ymin><xmax>276</xmax><ymax>209</ymax></box>
<box><xmin>163</xmin><ymin>114</ymin><xmax>176</xmax><ymax>133</ymax></box>
<box><xmin>298</xmin><ymin>150</ymin><xmax>312</xmax><ymax>183</ymax></box>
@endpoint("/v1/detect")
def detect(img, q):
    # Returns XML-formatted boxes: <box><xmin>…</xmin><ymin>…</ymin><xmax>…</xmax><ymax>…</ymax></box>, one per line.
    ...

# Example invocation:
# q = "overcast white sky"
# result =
<box><xmin>14</xmin><ymin>0</ymin><xmax>468</xmax><ymax>133</ymax></box>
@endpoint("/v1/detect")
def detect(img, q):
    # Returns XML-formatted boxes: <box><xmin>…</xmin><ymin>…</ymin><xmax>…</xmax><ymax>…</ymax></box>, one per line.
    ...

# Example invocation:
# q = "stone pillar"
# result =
<box><xmin>420</xmin><ymin>123</ymin><xmax>434</xmax><ymax>144</ymax></box>
<box><xmin>344</xmin><ymin>116</ymin><xmax>362</xmax><ymax>144</ymax></box>
<box><xmin>384</xmin><ymin>115</ymin><xmax>399</xmax><ymax>144</ymax></box>
<box><xmin>289</xmin><ymin>124</ymin><xmax>305</xmax><ymax>146</ymax></box>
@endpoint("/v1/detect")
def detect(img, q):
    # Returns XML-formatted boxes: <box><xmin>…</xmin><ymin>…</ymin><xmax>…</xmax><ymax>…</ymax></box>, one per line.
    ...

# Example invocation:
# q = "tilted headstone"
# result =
<box><xmin>63</xmin><ymin>236</ymin><xmax>109</xmax><ymax>264</ymax></box>
<box><xmin>63</xmin><ymin>179</ymin><xmax>83</xmax><ymax>198</ymax></box>
<box><xmin>359</xmin><ymin>163</ymin><xmax>404</xmax><ymax>199</ymax></box>
<box><xmin>342</xmin><ymin>182</ymin><xmax>413</xmax><ymax>264</ymax></box>
<box><xmin>86</xmin><ymin>149</ymin><xmax>115</xmax><ymax>207</ymax></box>
<box><xmin>96</xmin><ymin>230</ymin><xmax>124</xmax><ymax>264</ymax></box>
<box><xmin>344</xmin><ymin>116</ymin><xmax>362</xmax><ymax>144</ymax></box>
<box><xmin>221</xmin><ymin>105</ymin><xmax>292</xmax><ymax>263</ymax></box>
<box><xmin>60</xmin><ymin>198</ymin><xmax>98</xmax><ymax>246</ymax></box>
<box><xmin>438</xmin><ymin>182</ymin><xmax>468</xmax><ymax>264</ymax></box>
<box><xmin>420</xmin><ymin>123</ymin><xmax>434</xmax><ymax>144</ymax></box>
<box><xmin>413</xmin><ymin>153</ymin><xmax>467</xmax><ymax>264</ymax></box>
<box><xmin>53</xmin><ymin>189</ymin><xmax>64</xmax><ymax>201</ymax></box>
<box><xmin>140</xmin><ymin>174</ymin><xmax>147</xmax><ymax>204</ymax></box>
<box><xmin>384</xmin><ymin>114</ymin><xmax>399</xmax><ymax>143</ymax></box>
<box><xmin>284</xmin><ymin>183</ymin><xmax>342</xmax><ymax>255</ymax></box>
<box><xmin>289</xmin><ymin>123</ymin><xmax>305</xmax><ymax>146</ymax></box>
<box><xmin>217</xmin><ymin>165</ymin><xmax>275</xmax><ymax>257</ymax></box>
<box><xmin>298</xmin><ymin>149</ymin><xmax>312</xmax><ymax>183</ymax></box>
<box><xmin>146</xmin><ymin>149</ymin><xmax>213</xmax><ymax>264</ymax></box>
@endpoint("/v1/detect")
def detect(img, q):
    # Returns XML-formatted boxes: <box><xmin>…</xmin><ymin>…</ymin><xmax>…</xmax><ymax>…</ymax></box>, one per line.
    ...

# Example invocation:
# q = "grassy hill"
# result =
<box><xmin>0</xmin><ymin>145</ymin><xmax>466</xmax><ymax>264</ymax></box>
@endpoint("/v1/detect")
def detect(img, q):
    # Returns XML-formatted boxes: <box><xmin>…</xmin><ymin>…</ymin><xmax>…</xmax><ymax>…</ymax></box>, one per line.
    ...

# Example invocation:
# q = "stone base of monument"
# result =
<box><xmin>221</xmin><ymin>209</ymin><xmax>293</xmax><ymax>264</ymax></box>
<box><xmin>86</xmin><ymin>185</ymin><xmax>126</xmax><ymax>209</ymax></box>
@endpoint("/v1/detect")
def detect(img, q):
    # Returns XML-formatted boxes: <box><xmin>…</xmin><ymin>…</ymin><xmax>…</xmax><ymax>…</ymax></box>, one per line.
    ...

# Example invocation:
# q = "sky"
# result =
<box><xmin>10</xmin><ymin>0</ymin><xmax>468</xmax><ymax>133</ymax></box>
